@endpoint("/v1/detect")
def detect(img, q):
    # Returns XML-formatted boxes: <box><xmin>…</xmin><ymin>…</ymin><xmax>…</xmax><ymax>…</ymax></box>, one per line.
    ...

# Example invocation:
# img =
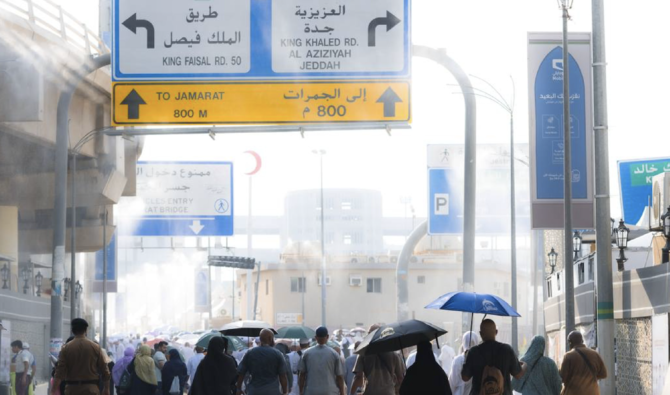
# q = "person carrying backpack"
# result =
<box><xmin>460</xmin><ymin>319</ymin><xmax>527</xmax><ymax>395</ymax></box>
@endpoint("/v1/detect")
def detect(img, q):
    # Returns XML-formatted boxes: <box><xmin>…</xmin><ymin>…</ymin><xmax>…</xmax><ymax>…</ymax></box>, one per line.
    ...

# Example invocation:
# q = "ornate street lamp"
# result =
<box><xmin>34</xmin><ymin>271</ymin><xmax>43</xmax><ymax>297</ymax></box>
<box><xmin>75</xmin><ymin>281</ymin><xmax>83</xmax><ymax>300</ymax></box>
<box><xmin>615</xmin><ymin>219</ymin><xmax>630</xmax><ymax>271</ymax></box>
<box><xmin>1</xmin><ymin>264</ymin><xmax>8</xmax><ymax>290</ymax></box>
<box><xmin>662</xmin><ymin>206</ymin><xmax>670</xmax><ymax>264</ymax></box>
<box><xmin>548</xmin><ymin>247</ymin><xmax>558</xmax><ymax>274</ymax></box>
<box><xmin>64</xmin><ymin>277</ymin><xmax>71</xmax><ymax>302</ymax></box>
<box><xmin>573</xmin><ymin>231</ymin><xmax>582</xmax><ymax>260</ymax></box>
<box><xmin>20</xmin><ymin>267</ymin><xmax>30</xmax><ymax>294</ymax></box>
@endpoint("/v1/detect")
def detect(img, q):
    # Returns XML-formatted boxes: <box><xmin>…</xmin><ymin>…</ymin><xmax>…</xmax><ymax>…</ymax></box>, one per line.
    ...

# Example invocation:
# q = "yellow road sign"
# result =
<box><xmin>112</xmin><ymin>80</ymin><xmax>410</xmax><ymax>125</ymax></box>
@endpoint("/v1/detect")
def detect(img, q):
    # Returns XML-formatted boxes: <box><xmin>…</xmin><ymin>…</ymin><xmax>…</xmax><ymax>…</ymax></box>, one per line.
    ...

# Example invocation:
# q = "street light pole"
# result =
<box><xmin>312</xmin><ymin>150</ymin><xmax>327</xmax><ymax>327</ymax></box>
<box><xmin>592</xmin><ymin>0</ymin><xmax>615</xmax><ymax>389</ymax></box>
<box><xmin>460</xmin><ymin>75</ymin><xmax>518</xmax><ymax>352</ymax></box>
<box><xmin>559</xmin><ymin>0</ymin><xmax>576</xmax><ymax>347</ymax></box>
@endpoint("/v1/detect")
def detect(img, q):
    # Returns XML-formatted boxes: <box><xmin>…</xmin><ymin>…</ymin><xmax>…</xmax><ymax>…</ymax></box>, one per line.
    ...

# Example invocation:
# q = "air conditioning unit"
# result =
<box><xmin>317</xmin><ymin>276</ymin><xmax>332</xmax><ymax>286</ymax></box>
<box><xmin>349</xmin><ymin>275</ymin><xmax>363</xmax><ymax>287</ymax></box>
<box><xmin>651</xmin><ymin>172</ymin><xmax>670</xmax><ymax>230</ymax></box>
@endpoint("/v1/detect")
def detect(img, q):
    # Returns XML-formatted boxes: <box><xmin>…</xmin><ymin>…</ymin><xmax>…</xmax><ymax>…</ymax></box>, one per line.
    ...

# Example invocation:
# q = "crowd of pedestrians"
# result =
<box><xmin>10</xmin><ymin>318</ymin><xmax>609</xmax><ymax>395</ymax></box>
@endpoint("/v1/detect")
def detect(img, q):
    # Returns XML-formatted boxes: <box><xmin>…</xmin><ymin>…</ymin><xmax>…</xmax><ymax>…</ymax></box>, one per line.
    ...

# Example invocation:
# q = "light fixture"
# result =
<box><xmin>20</xmin><ymin>267</ymin><xmax>30</xmax><ymax>294</ymax></box>
<box><xmin>615</xmin><ymin>219</ymin><xmax>630</xmax><ymax>271</ymax></box>
<box><xmin>661</xmin><ymin>207</ymin><xmax>670</xmax><ymax>265</ymax></box>
<box><xmin>34</xmin><ymin>271</ymin><xmax>43</xmax><ymax>297</ymax></box>
<box><xmin>75</xmin><ymin>281</ymin><xmax>83</xmax><ymax>300</ymax></box>
<box><xmin>573</xmin><ymin>231</ymin><xmax>582</xmax><ymax>260</ymax></box>
<box><xmin>548</xmin><ymin>247</ymin><xmax>558</xmax><ymax>274</ymax></box>
<box><xmin>64</xmin><ymin>278</ymin><xmax>71</xmax><ymax>302</ymax></box>
<box><xmin>1</xmin><ymin>264</ymin><xmax>9</xmax><ymax>290</ymax></box>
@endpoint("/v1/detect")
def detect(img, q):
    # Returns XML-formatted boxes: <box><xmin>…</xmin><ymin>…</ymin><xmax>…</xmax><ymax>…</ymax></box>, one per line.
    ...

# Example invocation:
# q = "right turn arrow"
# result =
<box><xmin>120</xmin><ymin>89</ymin><xmax>146</xmax><ymax>120</ymax></box>
<box><xmin>368</xmin><ymin>11</ymin><xmax>401</xmax><ymax>47</ymax></box>
<box><xmin>377</xmin><ymin>87</ymin><xmax>403</xmax><ymax>117</ymax></box>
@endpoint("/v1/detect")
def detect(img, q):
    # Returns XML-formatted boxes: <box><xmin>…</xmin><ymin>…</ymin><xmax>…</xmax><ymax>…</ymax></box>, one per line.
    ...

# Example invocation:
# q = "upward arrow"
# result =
<box><xmin>123</xmin><ymin>13</ymin><xmax>155</xmax><ymax>49</ymax></box>
<box><xmin>376</xmin><ymin>87</ymin><xmax>403</xmax><ymax>117</ymax></box>
<box><xmin>120</xmin><ymin>89</ymin><xmax>146</xmax><ymax>120</ymax></box>
<box><xmin>368</xmin><ymin>11</ymin><xmax>401</xmax><ymax>47</ymax></box>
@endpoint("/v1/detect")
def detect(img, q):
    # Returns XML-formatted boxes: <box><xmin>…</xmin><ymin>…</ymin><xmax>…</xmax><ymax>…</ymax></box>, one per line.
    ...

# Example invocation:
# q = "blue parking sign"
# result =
<box><xmin>428</xmin><ymin>168</ymin><xmax>463</xmax><ymax>235</ymax></box>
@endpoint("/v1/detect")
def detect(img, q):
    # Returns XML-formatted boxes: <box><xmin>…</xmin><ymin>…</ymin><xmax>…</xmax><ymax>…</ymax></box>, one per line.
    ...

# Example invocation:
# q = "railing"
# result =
<box><xmin>0</xmin><ymin>0</ymin><xmax>108</xmax><ymax>56</ymax></box>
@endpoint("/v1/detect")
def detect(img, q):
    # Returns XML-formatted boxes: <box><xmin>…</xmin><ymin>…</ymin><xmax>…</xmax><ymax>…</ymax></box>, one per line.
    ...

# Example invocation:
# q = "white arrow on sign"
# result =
<box><xmin>189</xmin><ymin>220</ymin><xmax>205</xmax><ymax>235</ymax></box>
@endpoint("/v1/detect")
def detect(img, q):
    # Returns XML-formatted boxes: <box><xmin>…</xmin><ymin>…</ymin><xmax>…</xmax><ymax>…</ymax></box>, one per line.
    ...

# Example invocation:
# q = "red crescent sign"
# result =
<box><xmin>244</xmin><ymin>151</ymin><xmax>262</xmax><ymax>175</ymax></box>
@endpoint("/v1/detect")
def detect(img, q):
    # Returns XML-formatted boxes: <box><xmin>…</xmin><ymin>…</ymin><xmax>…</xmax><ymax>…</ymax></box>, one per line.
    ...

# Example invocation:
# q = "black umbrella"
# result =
<box><xmin>220</xmin><ymin>320</ymin><xmax>277</xmax><ymax>337</ymax></box>
<box><xmin>354</xmin><ymin>319</ymin><xmax>447</xmax><ymax>356</ymax></box>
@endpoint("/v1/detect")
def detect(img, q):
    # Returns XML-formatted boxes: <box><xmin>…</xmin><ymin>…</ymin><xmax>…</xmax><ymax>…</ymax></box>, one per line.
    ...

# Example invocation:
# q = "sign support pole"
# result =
<box><xmin>592</xmin><ymin>0</ymin><xmax>615</xmax><ymax>391</ymax></box>
<box><xmin>560</xmin><ymin>2</ymin><xmax>576</xmax><ymax>348</ymax></box>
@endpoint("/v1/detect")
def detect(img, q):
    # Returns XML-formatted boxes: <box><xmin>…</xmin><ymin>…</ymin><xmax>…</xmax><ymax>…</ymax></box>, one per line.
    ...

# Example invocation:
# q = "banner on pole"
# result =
<box><xmin>528</xmin><ymin>32</ymin><xmax>594</xmax><ymax>229</ymax></box>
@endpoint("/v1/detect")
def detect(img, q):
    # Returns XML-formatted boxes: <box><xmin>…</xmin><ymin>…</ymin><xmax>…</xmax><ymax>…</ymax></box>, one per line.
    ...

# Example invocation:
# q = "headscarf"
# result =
<box><xmin>134</xmin><ymin>345</ymin><xmax>157</xmax><ymax>385</ymax></box>
<box><xmin>112</xmin><ymin>347</ymin><xmax>135</xmax><ymax>384</ymax></box>
<box><xmin>462</xmin><ymin>331</ymin><xmax>481</xmax><ymax>353</ymax></box>
<box><xmin>511</xmin><ymin>335</ymin><xmax>562</xmax><ymax>394</ymax></box>
<box><xmin>189</xmin><ymin>337</ymin><xmax>238</xmax><ymax>395</ymax></box>
<box><xmin>399</xmin><ymin>341</ymin><xmax>452</xmax><ymax>395</ymax></box>
<box><xmin>162</xmin><ymin>349</ymin><xmax>187</xmax><ymax>395</ymax></box>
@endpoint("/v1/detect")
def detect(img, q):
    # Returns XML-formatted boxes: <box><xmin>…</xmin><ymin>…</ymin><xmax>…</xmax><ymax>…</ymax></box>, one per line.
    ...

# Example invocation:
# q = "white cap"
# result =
<box><xmin>22</xmin><ymin>342</ymin><xmax>30</xmax><ymax>349</ymax></box>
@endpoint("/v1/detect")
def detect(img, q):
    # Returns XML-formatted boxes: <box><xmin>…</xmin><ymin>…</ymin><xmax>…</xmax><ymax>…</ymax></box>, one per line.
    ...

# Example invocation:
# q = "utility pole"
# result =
<box><xmin>101</xmin><ymin>210</ymin><xmax>108</xmax><ymax>350</ymax></box>
<box><xmin>559</xmin><ymin>0</ymin><xmax>576</xmax><ymax>347</ymax></box>
<box><xmin>50</xmin><ymin>54</ymin><xmax>110</xmax><ymax>354</ymax></box>
<box><xmin>312</xmin><ymin>150</ymin><xmax>327</xmax><ymax>327</ymax></box>
<box><xmin>592</xmin><ymin>0</ymin><xmax>615</xmax><ymax>391</ymax></box>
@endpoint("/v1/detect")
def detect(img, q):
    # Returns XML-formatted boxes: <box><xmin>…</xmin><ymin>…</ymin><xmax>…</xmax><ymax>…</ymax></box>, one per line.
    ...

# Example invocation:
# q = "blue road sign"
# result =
<box><xmin>619</xmin><ymin>158</ymin><xmax>670</xmax><ymax>224</ymax></box>
<box><xmin>95</xmin><ymin>233</ymin><xmax>116</xmax><ymax>281</ymax></box>
<box><xmin>428</xmin><ymin>168</ymin><xmax>463</xmax><ymax>235</ymax></box>
<box><xmin>118</xmin><ymin>161</ymin><xmax>234</xmax><ymax>236</ymax></box>
<box><xmin>113</xmin><ymin>0</ymin><xmax>411</xmax><ymax>81</ymax></box>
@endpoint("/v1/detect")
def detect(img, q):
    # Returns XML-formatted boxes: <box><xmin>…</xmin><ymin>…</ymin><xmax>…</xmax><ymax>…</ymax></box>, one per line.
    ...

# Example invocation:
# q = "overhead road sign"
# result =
<box><xmin>113</xmin><ymin>0</ymin><xmax>410</xmax><ymax>81</ymax></box>
<box><xmin>117</xmin><ymin>161</ymin><xmax>233</xmax><ymax>236</ymax></box>
<box><xmin>112</xmin><ymin>81</ymin><xmax>410</xmax><ymax>125</ymax></box>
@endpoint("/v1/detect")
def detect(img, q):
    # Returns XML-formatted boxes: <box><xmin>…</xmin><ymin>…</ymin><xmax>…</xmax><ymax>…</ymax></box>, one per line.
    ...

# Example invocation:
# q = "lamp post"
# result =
<box><xmin>615</xmin><ymin>219</ymin><xmax>630</xmax><ymax>271</ymax></box>
<box><xmin>572</xmin><ymin>231</ymin><xmax>582</xmax><ymax>261</ymax></box>
<box><xmin>75</xmin><ymin>281</ymin><xmax>83</xmax><ymax>317</ymax></box>
<box><xmin>35</xmin><ymin>271</ymin><xmax>43</xmax><ymax>297</ymax></box>
<box><xmin>312</xmin><ymin>149</ymin><xmax>327</xmax><ymax>327</ymax></box>
<box><xmin>20</xmin><ymin>267</ymin><xmax>30</xmax><ymax>294</ymax></box>
<box><xmin>557</xmin><ymin>0</ymin><xmax>576</xmax><ymax>348</ymax></box>
<box><xmin>64</xmin><ymin>278</ymin><xmax>71</xmax><ymax>302</ymax></box>
<box><xmin>548</xmin><ymin>247</ymin><xmax>558</xmax><ymax>274</ymax></box>
<box><xmin>662</xmin><ymin>207</ymin><xmax>670</xmax><ymax>264</ymax></box>
<box><xmin>1</xmin><ymin>264</ymin><xmax>8</xmax><ymax>290</ymax></box>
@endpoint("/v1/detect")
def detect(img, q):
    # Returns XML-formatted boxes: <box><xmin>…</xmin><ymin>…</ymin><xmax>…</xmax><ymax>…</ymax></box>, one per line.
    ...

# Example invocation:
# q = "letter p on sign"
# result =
<box><xmin>434</xmin><ymin>193</ymin><xmax>449</xmax><ymax>215</ymax></box>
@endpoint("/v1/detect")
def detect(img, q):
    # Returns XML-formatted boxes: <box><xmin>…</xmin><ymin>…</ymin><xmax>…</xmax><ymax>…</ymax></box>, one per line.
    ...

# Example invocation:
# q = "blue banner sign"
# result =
<box><xmin>95</xmin><ymin>233</ymin><xmax>116</xmax><ymax>281</ymax></box>
<box><xmin>534</xmin><ymin>47</ymin><xmax>587</xmax><ymax>200</ymax></box>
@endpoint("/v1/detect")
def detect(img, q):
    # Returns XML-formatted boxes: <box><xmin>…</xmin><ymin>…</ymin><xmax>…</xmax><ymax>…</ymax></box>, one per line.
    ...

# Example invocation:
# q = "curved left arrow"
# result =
<box><xmin>123</xmin><ymin>13</ymin><xmax>155</xmax><ymax>49</ymax></box>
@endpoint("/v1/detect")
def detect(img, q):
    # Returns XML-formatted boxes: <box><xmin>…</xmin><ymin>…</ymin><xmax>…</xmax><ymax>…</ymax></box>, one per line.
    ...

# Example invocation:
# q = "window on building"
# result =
<box><xmin>344</xmin><ymin>234</ymin><xmax>352</xmax><ymax>245</ymax></box>
<box><xmin>342</xmin><ymin>201</ymin><xmax>352</xmax><ymax>210</ymax></box>
<box><xmin>266</xmin><ymin>279</ymin><xmax>269</xmax><ymax>295</ymax></box>
<box><xmin>547</xmin><ymin>279</ymin><xmax>553</xmax><ymax>298</ymax></box>
<box><xmin>417</xmin><ymin>276</ymin><xmax>426</xmax><ymax>284</ymax></box>
<box><xmin>291</xmin><ymin>277</ymin><xmax>306</xmax><ymax>293</ymax></box>
<box><xmin>588</xmin><ymin>257</ymin><xmax>594</xmax><ymax>281</ymax></box>
<box><xmin>318</xmin><ymin>275</ymin><xmax>331</xmax><ymax>286</ymax></box>
<box><xmin>578</xmin><ymin>262</ymin><xmax>585</xmax><ymax>284</ymax></box>
<box><xmin>367</xmin><ymin>278</ymin><xmax>382</xmax><ymax>293</ymax></box>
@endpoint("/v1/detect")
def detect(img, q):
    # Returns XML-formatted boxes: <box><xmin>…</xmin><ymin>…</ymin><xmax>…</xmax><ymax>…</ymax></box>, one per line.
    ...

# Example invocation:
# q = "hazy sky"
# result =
<box><xmin>57</xmin><ymin>0</ymin><xmax>670</xmax><ymax>221</ymax></box>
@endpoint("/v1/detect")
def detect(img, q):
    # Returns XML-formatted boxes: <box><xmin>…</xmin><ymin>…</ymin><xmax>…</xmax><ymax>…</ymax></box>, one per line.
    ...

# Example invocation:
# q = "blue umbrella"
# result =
<box><xmin>425</xmin><ymin>292</ymin><xmax>520</xmax><ymax>348</ymax></box>
<box><xmin>425</xmin><ymin>292</ymin><xmax>521</xmax><ymax>317</ymax></box>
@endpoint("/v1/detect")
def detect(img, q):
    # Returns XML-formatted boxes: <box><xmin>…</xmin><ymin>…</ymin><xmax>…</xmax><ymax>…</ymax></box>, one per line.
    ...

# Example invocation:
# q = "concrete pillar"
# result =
<box><xmin>0</xmin><ymin>206</ymin><xmax>18</xmax><ymax>291</ymax></box>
